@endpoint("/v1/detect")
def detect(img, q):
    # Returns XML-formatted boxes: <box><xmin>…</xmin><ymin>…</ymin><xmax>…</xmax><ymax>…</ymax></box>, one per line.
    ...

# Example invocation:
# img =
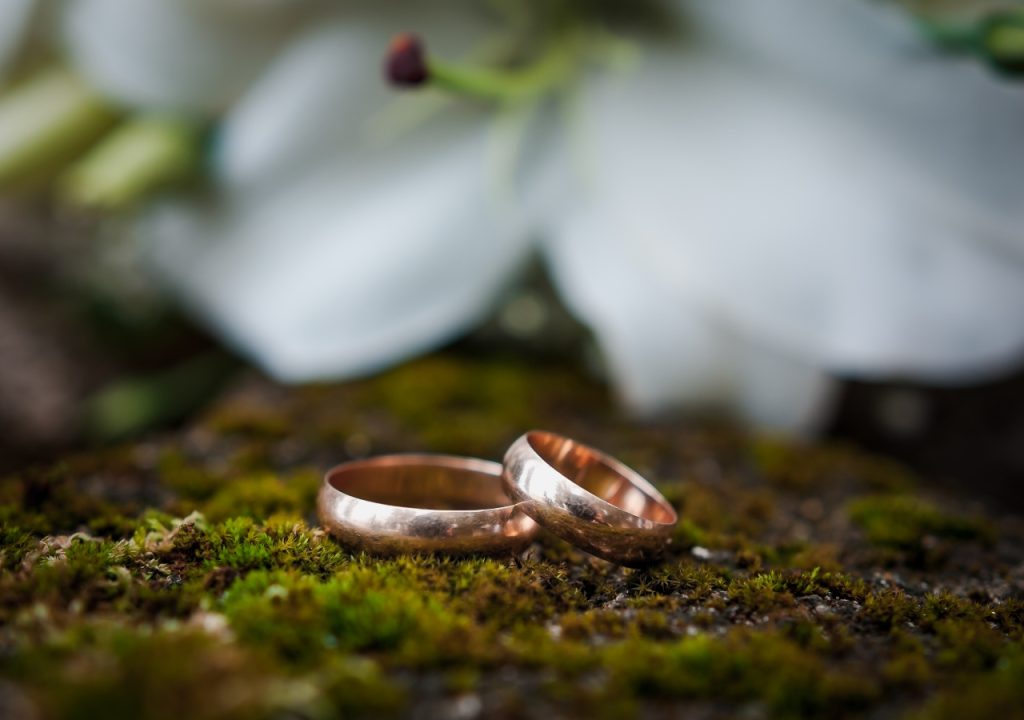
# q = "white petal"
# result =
<box><xmin>559</xmin><ymin>5</ymin><xmax>1024</xmax><ymax>385</ymax></box>
<box><xmin>681</xmin><ymin>0</ymin><xmax>1024</xmax><ymax>240</ymax></box>
<box><xmin>142</xmin><ymin>113</ymin><xmax>531</xmax><ymax>381</ymax></box>
<box><xmin>217</xmin><ymin>4</ymin><xmax>493</xmax><ymax>190</ymax></box>
<box><xmin>545</xmin><ymin>210</ymin><xmax>836</xmax><ymax>433</ymax></box>
<box><xmin>215</xmin><ymin>23</ymin><xmax>382</xmax><ymax>188</ymax></box>
<box><xmin>0</xmin><ymin>0</ymin><xmax>34</xmax><ymax>79</ymax></box>
<box><xmin>61</xmin><ymin>0</ymin><xmax>294</xmax><ymax>113</ymax></box>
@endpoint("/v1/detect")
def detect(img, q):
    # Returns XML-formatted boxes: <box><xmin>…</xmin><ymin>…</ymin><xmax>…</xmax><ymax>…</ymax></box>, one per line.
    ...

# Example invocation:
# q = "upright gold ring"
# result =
<box><xmin>502</xmin><ymin>431</ymin><xmax>677</xmax><ymax>566</ymax></box>
<box><xmin>318</xmin><ymin>454</ymin><xmax>539</xmax><ymax>556</ymax></box>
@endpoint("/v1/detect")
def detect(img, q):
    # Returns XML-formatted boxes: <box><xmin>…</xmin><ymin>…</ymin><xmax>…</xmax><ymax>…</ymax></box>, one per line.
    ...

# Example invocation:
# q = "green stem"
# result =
<box><xmin>61</xmin><ymin>115</ymin><xmax>202</xmax><ymax>211</ymax></box>
<box><xmin>0</xmin><ymin>69</ymin><xmax>118</xmax><ymax>189</ymax></box>
<box><xmin>428</xmin><ymin>34</ymin><xmax>580</xmax><ymax>104</ymax></box>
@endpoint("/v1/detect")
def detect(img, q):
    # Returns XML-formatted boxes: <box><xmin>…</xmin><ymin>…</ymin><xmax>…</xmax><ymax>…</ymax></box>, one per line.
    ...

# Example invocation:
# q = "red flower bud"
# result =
<box><xmin>386</xmin><ymin>33</ymin><xmax>428</xmax><ymax>87</ymax></box>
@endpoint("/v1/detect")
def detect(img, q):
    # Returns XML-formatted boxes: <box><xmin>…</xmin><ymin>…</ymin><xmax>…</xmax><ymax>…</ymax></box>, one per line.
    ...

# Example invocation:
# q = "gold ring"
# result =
<box><xmin>318</xmin><ymin>454</ymin><xmax>539</xmax><ymax>556</ymax></box>
<box><xmin>502</xmin><ymin>431</ymin><xmax>677</xmax><ymax>566</ymax></box>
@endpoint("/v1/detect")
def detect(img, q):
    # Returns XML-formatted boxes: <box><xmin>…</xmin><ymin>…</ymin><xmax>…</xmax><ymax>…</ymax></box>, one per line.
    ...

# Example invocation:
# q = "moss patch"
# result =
<box><xmin>1</xmin><ymin>354</ymin><xmax>1022</xmax><ymax>719</ymax></box>
<box><xmin>847</xmin><ymin>494</ymin><xmax>992</xmax><ymax>550</ymax></box>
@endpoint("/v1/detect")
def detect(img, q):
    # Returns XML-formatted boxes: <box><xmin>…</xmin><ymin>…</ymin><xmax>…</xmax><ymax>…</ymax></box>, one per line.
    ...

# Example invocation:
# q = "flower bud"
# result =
<box><xmin>385</xmin><ymin>33</ymin><xmax>428</xmax><ymax>87</ymax></box>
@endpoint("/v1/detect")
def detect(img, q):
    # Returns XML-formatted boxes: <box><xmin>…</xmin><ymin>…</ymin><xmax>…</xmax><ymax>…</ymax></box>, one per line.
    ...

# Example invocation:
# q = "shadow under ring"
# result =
<box><xmin>318</xmin><ymin>454</ymin><xmax>539</xmax><ymax>556</ymax></box>
<box><xmin>502</xmin><ymin>431</ymin><xmax>678</xmax><ymax>566</ymax></box>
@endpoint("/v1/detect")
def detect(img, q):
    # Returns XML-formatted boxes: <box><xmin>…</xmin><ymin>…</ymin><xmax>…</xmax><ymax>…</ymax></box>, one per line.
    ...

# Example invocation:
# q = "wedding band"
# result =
<box><xmin>318</xmin><ymin>454</ymin><xmax>539</xmax><ymax>556</ymax></box>
<box><xmin>502</xmin><ymin>431</ymin><xmax>677</xmax><ymax>566</ymax></box>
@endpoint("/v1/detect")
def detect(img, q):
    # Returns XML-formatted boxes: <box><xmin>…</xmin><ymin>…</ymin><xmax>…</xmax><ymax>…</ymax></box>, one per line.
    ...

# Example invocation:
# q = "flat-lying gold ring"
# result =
<box><xmin>502</xmin><ymin>431</ymin><xmax>678</xmax><ymax>566</ymax></box>
<box><xmin>318</xmin><ymin>454</ymin><xmax>539</xmax><ymax>556</ymax></box>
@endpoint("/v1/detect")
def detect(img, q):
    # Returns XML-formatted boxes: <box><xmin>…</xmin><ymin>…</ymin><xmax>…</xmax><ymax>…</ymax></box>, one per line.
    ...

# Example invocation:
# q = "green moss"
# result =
<box><xmin>880</xmin><ymin>631</ymin><xmax>932</xmax><ymax>689</ymax></box>
<box><xmin>920</xmin><ymin>591</ymin><xmax>987</xmax><ymax>627</ymax></box>
<box><xmin>913</xmin><ymin>646</ymin><xmax>1024</xmax><ymax>720</ymax></box>
<box><xmin>671</xmin><ymin>517</ymin><xmax>709</xmax><ymax>548</ymax></box>
<box><xmin>4</xmin><ymin>624</ymin><xmax>403</xmax><ymax>720</ymax></box>
<box><xmin>202</xmin><ymin>401</ymin><xmax>292</xmax><ymax>440</ymax></box>
<box><xmin>728</xmin><ymin>571</ymin><xmax>796</xmax><ymax>615</ymax></box>
<box><xmin>0</xmin><ymin>522</ymin><xmax>37</xmax><ymax>569</ymax></box>
<box><xmin>355</xmin><ymin>356</ymin><xmax>590</xmax><ymax>456</ymax></box>
<box><xmin>783</xmin><ymin>568</ymin><xmax>869</xmax><ymax>602</ymax></box>
<box><xmin>847</xmin><ymin>494</ymin><xmax>992</xmax><ymax>551</ymax></box>
<box><xmin>156</xmin><ymin>450</ymin><xmax>225</xmax><ymax>501</ymax></box>
<box><xmin>786</xmin><ymin>544</ymin><xmax>843</xmax><ymax>573</ymax></box>
<box><xmin>180</xmin><ymin>516</ymin><xmax>347</xmax><ymax>575</ymax></box>
<box><xmin>750</xmin><ymin>437</ymin><xmax>915</xmax><ymax>494</ymax></box>
<box><xmin>559</xmin><ymin>608</ymin><xmax>671</xmax><ymax>641</ymax></box>
<box><xmin>320</xmin><ymin>655</ymin><xmax>406</xmax><ymax>718</ymax></box>
<box><xmin>1</xmin><ymin>352</ymin><xmax>1021</xmax><ymax>718</ymax></box>
<box><xmin>671</xmin><ymin>483</ymin><xmax>775</xmax><ymax>544</ymax></box>
<box><xmin>6</xmin><ymin>628</ymin><xmax>273</xmax><ymax>720</ymax></box>
<box><xmin>1</xmin><ymin>459</ymin><xmax>138</xmax><ymax>537</ymax></box>
<box><xmin>220</xmin><ymin>568</ymin><xmax>449</xmax><ymax>664</ymax></box>
<box><xmin>593</xmin><ymin>630</ymin><xmax>877</xmax><ymax>718</ymax></box>
<box><xmin>932</xmin><ymin>619</ymin><xmax>1006</xmax><ymax>672</ymax></box>
<box><xmin>991</xmin><ymin>598</ymin><xmax>1024</xmax><ymax>639</ymax></box>
<box><xmin>441</xmin><ymin>556</ymin><xmax>587</xmax><ymax>628</ymax></box>
<box><xmin>858</xmin><ymin>589</ymin><xmax>921</xmax><ymax>630</ymax></box>
<box><xmin>198</xmin><ymin>470</ymin><xmax>319</xmax><ymax>523</ymax></box>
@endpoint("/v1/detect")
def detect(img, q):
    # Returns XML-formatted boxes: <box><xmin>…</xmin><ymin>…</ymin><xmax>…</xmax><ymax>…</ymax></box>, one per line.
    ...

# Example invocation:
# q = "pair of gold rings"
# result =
<box><xmin>317</xmin><ymin>431</ymin><xmax>678</xmax><ymax>566</ymax></box>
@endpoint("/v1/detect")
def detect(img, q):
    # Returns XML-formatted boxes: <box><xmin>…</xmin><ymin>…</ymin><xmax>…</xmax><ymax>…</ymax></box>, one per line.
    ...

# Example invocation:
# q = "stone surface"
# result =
<box><xmin>1</xmin><ymin>353</ymin><xmax>1022</xmax><ymax>719</ymax></box>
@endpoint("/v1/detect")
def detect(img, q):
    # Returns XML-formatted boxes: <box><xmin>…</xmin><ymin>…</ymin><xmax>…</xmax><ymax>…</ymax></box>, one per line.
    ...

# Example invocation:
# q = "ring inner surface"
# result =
<box><xmin>527</xmin><ymin>432</ymin><xmax>675</xmax><ymax>523</ymax></box>
<box><xmin>329</xmin><ymin>462</ymin><xmax>508</xmax><ymax>511</ymax></box>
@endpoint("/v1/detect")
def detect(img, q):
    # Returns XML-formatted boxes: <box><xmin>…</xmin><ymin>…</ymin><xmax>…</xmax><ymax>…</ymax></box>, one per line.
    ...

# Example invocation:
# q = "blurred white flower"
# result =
<box><xmin>62</xmin><ymin>0</ymin><xmax>319</xmax><ymax>114</ymax></box>
<box><xmin>56</xmin><ymin>0</ymin><xmax>1024</xmax><ymax>432</ymax></box>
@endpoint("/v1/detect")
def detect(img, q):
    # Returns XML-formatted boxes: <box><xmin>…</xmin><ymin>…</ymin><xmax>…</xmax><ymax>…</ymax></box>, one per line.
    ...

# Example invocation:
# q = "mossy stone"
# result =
<box><xmin>1</xmin><ymin>353</ymin><xmax>1022</xmax><ymax>719</ymax></box>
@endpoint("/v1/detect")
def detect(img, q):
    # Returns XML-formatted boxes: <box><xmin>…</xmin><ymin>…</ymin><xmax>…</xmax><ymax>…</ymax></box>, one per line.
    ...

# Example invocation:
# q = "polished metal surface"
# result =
<box><xmin>502</xmin><ymin>431</ymin><xmax>678</xmax><ymax>566</ymax></box>
<box><xmin>318</xmin><ymin>454</ymin><xmax>539</xmax><ymax>556</ymax></box>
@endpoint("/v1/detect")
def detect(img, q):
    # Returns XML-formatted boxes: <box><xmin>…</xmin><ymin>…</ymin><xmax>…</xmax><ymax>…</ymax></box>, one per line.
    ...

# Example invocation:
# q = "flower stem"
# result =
<box><xmin>61</xmin><ymin>115</ymin><xmax>202</xmax><ymax>211</ymax></box>
<box><xmin>427</xmin><ymin>34</ymin><xmax>581</xmax><ymax>105</ymax></box>
<box><xmin>391</xmin><ymin>30</ymin><xmax>585</xmax><ymax>106</ymax></box>
<box><xmin>0</xmin><ymin>69</ymin><xmax>118</xmax><ymax>189</ymax></box>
